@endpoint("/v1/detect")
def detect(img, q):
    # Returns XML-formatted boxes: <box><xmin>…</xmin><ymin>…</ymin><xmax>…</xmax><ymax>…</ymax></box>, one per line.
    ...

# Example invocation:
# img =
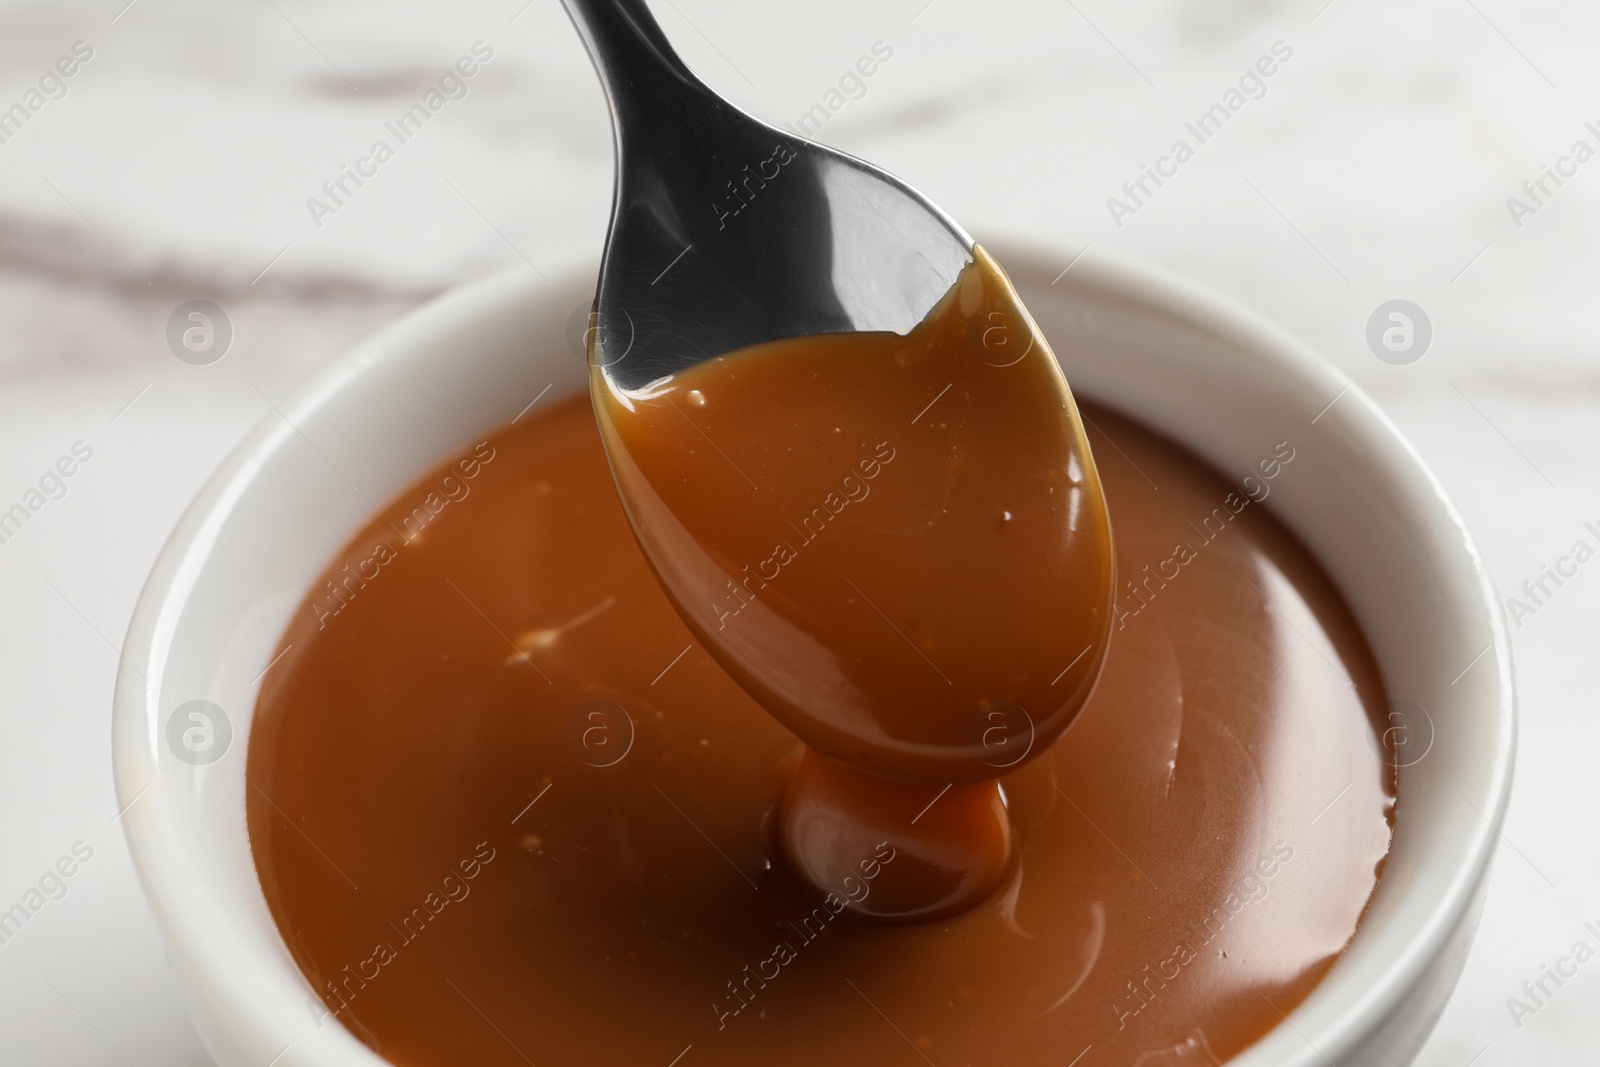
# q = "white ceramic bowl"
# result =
<box><xmin>112</xmin><ymin>243</ymin><xmax>1514</xmax><ymax>1067</ymax></box>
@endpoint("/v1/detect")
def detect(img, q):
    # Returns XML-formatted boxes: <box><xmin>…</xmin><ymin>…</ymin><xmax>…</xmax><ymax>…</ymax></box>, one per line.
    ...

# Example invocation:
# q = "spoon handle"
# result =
<box><xmin>558</xmin><ymin>0</ymin><xmax>708</xmax><ymax>129</ymax></box>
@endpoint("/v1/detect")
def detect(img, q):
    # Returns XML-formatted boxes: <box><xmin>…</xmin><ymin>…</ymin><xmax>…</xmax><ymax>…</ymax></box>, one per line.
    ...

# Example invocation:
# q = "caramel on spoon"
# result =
<box><xmin>562</xmin><ymin>0</ymin><xmax>1114</xmax><ymax>919</ymax></box>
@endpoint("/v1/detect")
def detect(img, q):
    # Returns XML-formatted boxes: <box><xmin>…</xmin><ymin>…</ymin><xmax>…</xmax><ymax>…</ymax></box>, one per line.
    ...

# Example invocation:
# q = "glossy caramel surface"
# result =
<box><xmin>592</xmin><ymin>247</ymin><xmax>1115</xmax><ymax>784</ymax></box>
<box><xmin>248</xmin><ymin>395</ymin><xmax>1393</xmax><ymax>1067</ymax></box>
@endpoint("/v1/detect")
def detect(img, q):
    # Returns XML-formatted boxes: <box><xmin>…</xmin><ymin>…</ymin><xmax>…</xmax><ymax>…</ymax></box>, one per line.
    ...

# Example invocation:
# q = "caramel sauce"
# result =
<box><xmin>593</xmin><ymin>248</ymin><xmax>1114</xmax><ymax>917</ymax></box>
<box><xmin>591</xmin><ymin>247</ymin><xmax>1114</xmax><ymax>787</ymax></box>
<box><xmin>248</xmin><ymin>391</ymin><xmax>1393</xmax><ymax>1066</ymax></box>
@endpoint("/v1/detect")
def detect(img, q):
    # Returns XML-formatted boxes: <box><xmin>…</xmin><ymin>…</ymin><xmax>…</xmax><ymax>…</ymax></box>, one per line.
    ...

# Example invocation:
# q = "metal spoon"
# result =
<box><xmin>558</xmin><ymin>0</ymin><xmax>973</xmax><ymax>391</ymax></box>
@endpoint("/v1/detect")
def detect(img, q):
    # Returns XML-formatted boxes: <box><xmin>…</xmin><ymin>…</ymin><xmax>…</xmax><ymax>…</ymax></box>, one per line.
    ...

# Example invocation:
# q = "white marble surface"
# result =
<box><xmin>1</xmin><ymin>0</ymin><xmax>1597</xmax><ymax>1063</ymax></box>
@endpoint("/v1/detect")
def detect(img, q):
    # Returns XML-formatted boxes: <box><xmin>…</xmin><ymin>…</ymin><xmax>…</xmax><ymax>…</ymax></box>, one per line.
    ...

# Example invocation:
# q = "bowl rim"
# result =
<box><xmin>112</xmin><ymin>240</ymin><xmax>1515</xmax><ymax>1067</ymax></box>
